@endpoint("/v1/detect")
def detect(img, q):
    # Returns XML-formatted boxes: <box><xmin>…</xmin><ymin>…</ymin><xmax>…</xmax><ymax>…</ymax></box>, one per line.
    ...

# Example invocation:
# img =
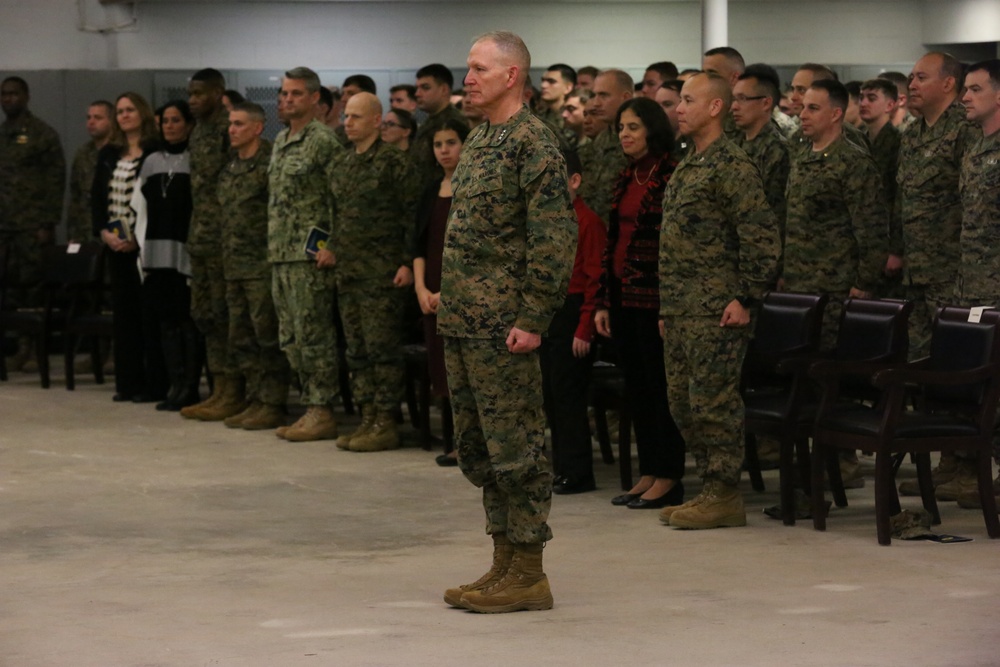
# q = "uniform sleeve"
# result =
<box><xmin>40</xmin><ymin>128</ymin><xmax>66</xmax><ymax>230</ymax></box>
<box><xmin>719</xmin><ymin>158</ymin><xmax>781</xmax><ymax>301</ymax></box>
<box><xmin>393</xmin><ymin>151</ymin><xmax>421</xmax><ymax>268</ymax></box>
<box><xmin>514</xmin><ymin>142</ymin><xmax>577</xmax><ymax>335</ymax></box>
<box><xmin>844</xmin><ymin>154</ymin><xmax>890</xmax><ymax>291</ymax></box>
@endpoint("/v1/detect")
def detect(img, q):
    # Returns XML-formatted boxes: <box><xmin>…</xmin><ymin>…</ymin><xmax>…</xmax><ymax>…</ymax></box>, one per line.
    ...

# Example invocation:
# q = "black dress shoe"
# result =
<box><xmin>627</xmin><ymin>481</ymin><xmax>685</xmax><ymax>510</ymax></box>
<box><xmin>553</xmin><ymin>474</ymin><xmax>596</xmax><ymax>495</ymax></box>
<box><xmin>611</xmin><ymin>492</ymin><xmax>642</xmax><ymax>506</ymax></box>
<box><xmin>435</xmin><ymin>453</ymin><xmax>458</xmax><ymax>467</ymax></box>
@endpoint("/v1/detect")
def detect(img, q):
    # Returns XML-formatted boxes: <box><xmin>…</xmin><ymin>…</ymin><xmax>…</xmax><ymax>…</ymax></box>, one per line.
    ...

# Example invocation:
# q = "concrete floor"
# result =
<box><xmin>1</xmin><ymin>371</ymin><xmax>998</xmax><ymax>667</ymax></box>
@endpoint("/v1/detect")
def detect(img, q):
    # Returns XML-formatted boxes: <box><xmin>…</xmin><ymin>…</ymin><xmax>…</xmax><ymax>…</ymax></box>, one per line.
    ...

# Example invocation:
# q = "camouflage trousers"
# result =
<box><xmin>190</xmin><ymin>254</ymin><xmax>236</xmax><ymax>377</ymax></box>
<box><xmin>443</xmin><ymin>336</ymin><xmax>553</xmax><ymax>545</ymax></box>
<box><xmin>0</xmin><ymin>229</ymin><xmax>52</xmax><ymax>310</ymax></box>
<box><xmin>903</xmin><ymin>280</ymin><xmax>953</xmax><ymax>361</ymax></box>
<box><xmin>662</xmin><ymin>316</ymin><xmax>750</xmax><ymax>486</ymax></box>
<box><xmin>338</xmin><ymin>283</ymin><xmax>404</xmax><ymax>413</ymax></box>
<box><xmin>271</xmin><ymin>262</ymin><xmax>339</xmax><ymax>406</ymax></box>
<box><xmin>226</xmin><ymin>277</ymin><xmax>290</xmax><ymax>406</ymax></box>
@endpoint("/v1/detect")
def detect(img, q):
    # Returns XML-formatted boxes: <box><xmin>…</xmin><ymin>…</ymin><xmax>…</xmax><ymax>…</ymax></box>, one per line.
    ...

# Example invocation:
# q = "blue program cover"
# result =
<box><xmin>304</xmin><ymin>226</ymin><xmax>330</xmax><ymax>258</ymax></box>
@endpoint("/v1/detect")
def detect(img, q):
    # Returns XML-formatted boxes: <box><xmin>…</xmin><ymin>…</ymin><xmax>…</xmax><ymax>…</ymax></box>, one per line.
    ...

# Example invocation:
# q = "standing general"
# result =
<box><xmin>439</xmin><ymin>31</ymin><xmax>575</xmax><ymax>614</ymax></box>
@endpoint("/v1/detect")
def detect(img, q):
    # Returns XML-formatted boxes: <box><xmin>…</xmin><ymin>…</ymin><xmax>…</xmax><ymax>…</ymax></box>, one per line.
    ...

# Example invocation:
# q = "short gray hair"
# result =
<box><xmin>284</xmin><ymin>67</ymin><xmax>321</xmax><ymax>94</ymax></box>
<box><xmin>475</xmin><ymin>30</ymin><xmax>531</xmax><ymax>73</ymax></box>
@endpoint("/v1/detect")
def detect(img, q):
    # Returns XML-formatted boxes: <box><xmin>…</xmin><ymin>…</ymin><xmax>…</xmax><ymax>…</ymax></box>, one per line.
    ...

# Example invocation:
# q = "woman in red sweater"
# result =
<box><xmin>595</xmin><ymin>97</ymin><xmax>686</xmax><ymax>509</ymax></box>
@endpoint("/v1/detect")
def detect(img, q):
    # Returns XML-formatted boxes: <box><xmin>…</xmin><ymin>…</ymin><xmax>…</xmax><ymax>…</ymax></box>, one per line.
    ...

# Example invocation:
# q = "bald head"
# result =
<box><xmin>691</xmin><ymin>71</ymin><xmax>732</xmax><ymax>110</ymax></box>
<box><xmin>346</xmin><ymin>91</ymin><xmax>382</xmax><ymax>117</ymax></box>
<box><xmin>344</xmin><ymin>91</ymin><xmax>383</xmax><ymax>150</ymax></box>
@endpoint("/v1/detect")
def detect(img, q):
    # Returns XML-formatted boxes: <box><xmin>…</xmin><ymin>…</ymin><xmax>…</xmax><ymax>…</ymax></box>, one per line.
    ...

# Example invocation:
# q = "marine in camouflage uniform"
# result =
<box><xmin>733</xmin><ymin>122</ymin><xmax>790</xmax><ymax>247</ymax></box>
<box><xmin>783</xmin><ymin>135</ymin><xmax>889</xmax><ymax>348</ymax></box>
<box><xmin>329</xmin><ymin>124</ymin><xmax>419</xmax><ymax>451</ymax></box>
<box><xmin>67</xmin><ymin>140</ymin><xmax>100</xmax><ymax>242</ymax></box>
<box><xmin>438</xmin><ymin>103</ymin><xmax>575</xmax><ymax>547</ymax></box>
<box><xmin>896</xmin><ymin>101</ymin><xmax>978</xmax><ymax>358</ymax></box>
<box><xmin>0</xmin><ymin>87</ymin><xmax>65</xmax><ymax>313</ymax></box>
<box><xmin>217</xmin><ymin>136</ymin><xmax>290</xmax><ymax>418</ymax></box>
<box><xmin>268</xmin><ymin>117</ymin><xmax>342</xmax><ymax>410</ymax></box>
<box><xmin>578</xmin><ymin>127</ymin><xmax>627</xmax><ymax>223</ymax></box>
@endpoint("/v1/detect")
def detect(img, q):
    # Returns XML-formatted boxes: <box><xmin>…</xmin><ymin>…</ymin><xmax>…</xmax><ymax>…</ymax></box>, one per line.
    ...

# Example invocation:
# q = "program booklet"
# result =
<box><xmin>304</xmin><ymin>226</ymin><xmax>330</xmax><ymax>258</ymax></box>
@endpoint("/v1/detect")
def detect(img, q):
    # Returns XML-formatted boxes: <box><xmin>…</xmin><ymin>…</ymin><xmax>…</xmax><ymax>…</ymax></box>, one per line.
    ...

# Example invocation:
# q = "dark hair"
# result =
<box><xmin>223</xmin><ymin>89</ymin><xmax>245</xmax><ymax>105</ymax></box>
<box><xmin>386</xmin><ymin>107</ymin><xmax>417</xmax><ymax>141</ymax></box>
<box><xmin>740</xmin><ymin>64</ymin><xmax>781</xmax><ymax>105</ymax></box>
<box><xmin>318</xmin><ymin>86</ymin><xmax>333</xmax><ymax>108</ymax></box>
<box><xmin>860</xmin><ymin>78</ymin><xmax>899</xmax><ymax>101</ymax></box>
<box><xmin>810</xmin><ymin>79</ymin><xmax>849</xmax><ymax>112</ymax></box>
<box><xmin>647</xmin><ymin>61</ymin><xmax>679</xmax><ymax>81</ymax></box>
<box><xmin>877</xmin><ymin>71</ymin><xmax>908</xmax><ymax>98</ymax></box>
<box><xmin>967</xmin><ymin>59</ymin><xmax>1000</xmax><ymax>90</ymax></box>
<box><xmin>90</xmin><ymin>99</ymin><xmax>115</xmax><ymax>116</ymax></box>
<box><xmin>429</xmin><ymin>118</ymin><xmax>470</xmax><ymax>170</ymax></box>
<box><xmin>660</xmin><ymin>79</ymin><xmax>684</xmax><ymax>95</ymax></box>
<box><xmin>798</xmin><ymin>63</ymin><xmax>838</xmax><ymax>82</ymax></box>
<box><xmin>159</xmin><ymin>99</ymin><xmax>195</xmax><ymax>127</ymax></box>
<box><xmin>416</xmin><ymin>63</ymin><xmax>454</xmax><ymax>89</ymax></box>
<box><xmin>191</xmin><ymin>68</ymin><xmax>226</xmax><ymax>90</ymax></box>
<box><xmin>546</xmin><ymin>63</ymin><xmax>577</xmax><ymax>86</ymax></box>
<box><xmin>561</xmin><ymin>147</ymin><xmax>582</xmax><ymax>178</ymax></box>
<box><xmin>343</xmin><ymin>74</ymin><xmax>377</xmax><ymax>94</ymax></box>
<box><xmin>704</xmin><ymin>47</ymin><xmax>745</xmax><ymax>73</ymax></box>
<box><xmin>615</xmin><ymin>97</ymin><xmax>674</xmax><ymax>158</ymax></box>
<box><xmin>927</xmin><ymin>51</ymin><xmax>965</xmax><ymax>88</ymax></box>
<box><xmin>232</xmin><ymin>101</ymin><xmax>266</xmax><ymax>123</ymax></box>
<box><xmin>2</xmin><ymin>76</ymin><xmax>28</xmax><ymax>95</ymax></box>
<box><xmin>844</xmin><ymin>80</ymin><xmax>862</xmax><ymax>102</ymax></box>
<box><xmin>390</xmin><ymin>84</ymin><xmax>417</xmax><ymax>101</ymax></box>
<box><xmin>577</xmin><ymin>66</ymin><xmax>599</xmax><ymax>80</ymax></box>
<box><xmin>679</xmin><ymin>68</ymin><xmax>701</xmax><ymax>77</ymax></box>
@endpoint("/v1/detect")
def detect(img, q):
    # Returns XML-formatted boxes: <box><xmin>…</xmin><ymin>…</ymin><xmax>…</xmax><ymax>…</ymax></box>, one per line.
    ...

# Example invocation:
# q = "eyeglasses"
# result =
<box><xmin>733</xmin><ymin>95</ymin><xmax>768</xmax><ymax>104</ymax></box>
<box><xmin>380</xmin><ymin>121</ymin><xmax>400</xmax><ymax>129</ymax></box>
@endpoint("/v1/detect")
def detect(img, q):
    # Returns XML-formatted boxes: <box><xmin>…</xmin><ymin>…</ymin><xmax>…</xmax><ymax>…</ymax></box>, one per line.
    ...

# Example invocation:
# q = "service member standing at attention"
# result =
<box><xmin>217</xmin><ymin>102</ymin><xmax>290</xmax><ymax>432</ymax></box>
<box><xmin>440</xmin><ymin>31</ymin><xmax>575</xmax><ymax>614</ymax></box>
<box><xmin>67</xmin><ymin>100</ymin><xmax>113</xmax><ymax>243</ymax></box>
<box><xmin>328</xmin><ymin>92</ymin><xmax>419</xmax><ymax>453</ymax></box>
<box><xmin>181</xmin><ymin>68</ymin><xmax>244</xmax><ymax>422</ymax></box>
<box><xmin>0</xmin><ymin>76</ymin><xmax>66</xmax><ymax>371</ymax></box>
<box><xmin>578</xmin><ymin>69</ymin><xmax>632</xmax><ymax>223</ymax></box>
<box><xmin>657</xmin><ymin>73</ymin><xmax>781</xmax><ymax>530</ymax></box>
<box><xmin>268</xmin><ymin>67</ymin><xmax>344</xmax><ymax>442</ymax></box>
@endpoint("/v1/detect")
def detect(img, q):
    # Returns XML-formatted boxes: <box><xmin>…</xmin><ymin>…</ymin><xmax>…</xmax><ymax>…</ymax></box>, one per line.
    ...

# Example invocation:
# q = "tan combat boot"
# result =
<box><xmin>659</xmin><ymin>488</ymin><xmax>707</xmax><ymax>525</ymax></box>
<box><xmin>899</xmin><ymin>454</ymin><xmax>959</xmax><ymax>497</ymax></box>
<box><xmin>181</xmin><ymin>375</ymin><xmax>227</xmax><ymax>420</ymax></box>
<box><xmin>284</xmin><ymin>405</ymin><xmax>339</xmax><ymax>442</ymax></box>
<box><xmin>443</xmin><ymin>533</ymin><xmax>513</xmax><ymax>608</ymax></box>
<box><xmin>240</xmin><ymin>403</ymin><xmax>286</xmax><ymax>431</ymax></box>
<box><xmin>935</xmin><ymin>459</ymin><xmax>981</xmax><ymax>501</ymax></box>
<box><xmin>669</xmin><ymin>479</ymin><xmax>747</xmax><ymax>529</ymax></box>
<box><xmin>348</xmin><ymin>411</ymin><xmax>400</xmax><ymax>452</ymax></box>
<box><xmin>336</xmin><ymin>406</ymin><xmax>375</xmax><ymax>451</ymax></box>
<box><xmin>459</xmin><ymin>542</ymin><xmax>553</xmax><ymax>613</ymax></box>
<box><xmin>224</xmin><ymin>401</ymin><xmax>261</xmax><ymax>429</ymax></box>
<box><xmin>956</xmin><ymin>473</ymin><xmax>1000</xmax><ymax>509</ymax></box>
<box><xmin>194</xmin><ymin>375</ymin><xmax>246</xmax><ymax>422</ymax></box>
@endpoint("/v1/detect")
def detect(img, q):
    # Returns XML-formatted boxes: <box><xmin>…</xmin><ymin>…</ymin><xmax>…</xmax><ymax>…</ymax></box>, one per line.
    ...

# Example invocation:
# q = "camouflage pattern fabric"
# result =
<box><xmin>226</xmin><ymin>277</ymin><xmax>289</xmax><ymax>405</ymax></box>
<box><xmin>338</xmin><ymin>283</ymin><xmax>404</xmax><ymax>413</ymax></box>
<box><xmin>444</xmin><ymin>336</ymin><xmax>553</xmax><ymax>545</ymax></box>
<box><xmin>662</xmin><ymin>317</ymin><xmax>751</xmax><ymax>485</ymax></box>
<box><xmin>190</xmin><ymin>254</ymin><xmax>234</xmax><ymax>377</ymax></box>
<box><xmin>956</xmin><ymin>129</ymin><xmax>1000</xmax><ymax>305</ymax></box>
<box><xmin>578</xmin><ymin>128</ymin><xmax>627</xmax><ymax>224</ymax></box>
<box><xmin>218</xmin><ymin>139</ymin><xmax>272</xmax><ymax>281</ymax></box>
<box><xmin>733</xmin><ymin>122</ymin><xmax>790</xmax><ymax>247</ymax></box>
<box><xmin>67</xmin><ymin>140</ymin><xmax>99</xmax><ymax>242</ymax></box>
<box><xmin>271</xmin><ymin>262</ymin><xmax>338</xmax><ymax>406</ymax></box>
<box><xmin>186</xmin><ymin>108</ymin><xmax>230</xmax><ymax>258</ymax></box>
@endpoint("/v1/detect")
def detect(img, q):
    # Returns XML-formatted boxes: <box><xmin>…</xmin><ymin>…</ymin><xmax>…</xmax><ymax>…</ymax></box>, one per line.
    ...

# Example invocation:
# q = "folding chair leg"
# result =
<box><xmin>914</xmin><ymin>452</ymin><xmax>940</xmax><ymax>525</ymax></box>
<box><xmin>874</xmin><ymin>453</ymin><xmax>894</xmax><ymax>545</ymax></box>
<box><xmin>779</xmin><ymin>436</ymin><xmax>797</xmax><ymax>526</ymax></box>
<box><xmin>977</xmin><ymin>451</ymin><xmax>1000</xmax><ymax>539</ymax></box>
<box><xmin>744</xmin><ymin>433</ymin><xmax>766</xmax><ymax>492</ymax></box>
<box><xmin>811</xmin><ymin>440</ymin><xmax>828</xmax><ymax>531</ymax></box>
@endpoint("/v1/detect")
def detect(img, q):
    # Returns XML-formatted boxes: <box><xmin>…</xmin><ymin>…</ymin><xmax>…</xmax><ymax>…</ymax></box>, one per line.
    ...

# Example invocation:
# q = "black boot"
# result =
<box><xmin>156</xmin><ymin>325</ymin><xmax>186</xmax><ymax>411</ymax></box>
<box><xmin>173</xmin><ymin>320</ymin><xmax>203</xmax><ymax>409</ymax></box>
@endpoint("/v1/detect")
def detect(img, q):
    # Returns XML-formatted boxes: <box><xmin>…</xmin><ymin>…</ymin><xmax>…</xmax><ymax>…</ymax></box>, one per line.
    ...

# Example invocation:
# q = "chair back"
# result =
<box><xmin>925</xmin><ymin>307</ymin><xmax>1000</xmax><ymax>405</ymax></box>
<box><xmin>40</xmin><ymin>243</ymin><xmax>105</xmax><ymax>288</ymax></box>
<box><xmin>745</xmin><ymin>291</ymin><xmax>827</xmax><ymax>385</ymax></box>
<box><xmin>833</xmin><ymin>298</ymin><xmax>912</xmax><ymax>363</ymax></box>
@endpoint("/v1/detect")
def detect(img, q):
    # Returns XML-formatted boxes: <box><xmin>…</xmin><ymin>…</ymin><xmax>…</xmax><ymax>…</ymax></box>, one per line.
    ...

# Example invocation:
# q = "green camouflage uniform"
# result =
<box><xmin>578</xmin><ymin>127</ymin><xmax>627</xmax><ymax>223</ymax></box>
<box><xmin>329</xmin><ymin>139</ymin><xmax>418</xmax><ymax>413</ymax></box>
<box><xmin>733</xmin><ymin>123</ymin><xmax>790</xmax><ymax>254</ymax></box>
<box><xmin>0</xmin><ymin>110</ymin><xmax>65</xmax><ymax>309</ymax></box>
<box><xmin>218</xmin><ymin>138</ymin><xmax>290</xmax><ymax>406</ymax></box>
<box><xmin>784</xmin><ymin>134</ymin><xmax>889</xmax><ymax>348</ymax></box>
<box><xmin>659</xmin><ymin>137</ymin><xmax>781</xmax><ymax>486</ymax></box>
<box><xmin>187</xmin><ymin>108</ymin><xmax>233</xmax><ymax>378</ymax></box>
<box><xmin>67</xmin><ymin>140</ymin><xmax>99</xmax><ymax>242</ymax></box>
<box><xmin>268</xmin><ymin>119</ymin><xmax>342</xmax><ymax>406</ymax></box>
<box><xmin>897</xmin><ymin>102</ymin><xmax>978</xmax><ymax>358</ymax></box>
<box><xmin>438</xmin><ymin>106</ymin><xmax>576</xmax><ymax>545</ymax></box>
<box><xmin>956</xmin><ymin>127</ymin><xmax>1000</xmax><ymax>463</ymax></box>
<box><xmin>773</xmin><ymin>107</ymin><xmax>799</xmax><ymax>140</ymax></box>
<box><xmin>868</xmin><ymin>122</ymin><xmax>904</xmax><ymax>298</ymax></box>
<box><xmin>410</xmin><ymin>104</ymin><xmax>467</xmax><ymax>186</ymax></box>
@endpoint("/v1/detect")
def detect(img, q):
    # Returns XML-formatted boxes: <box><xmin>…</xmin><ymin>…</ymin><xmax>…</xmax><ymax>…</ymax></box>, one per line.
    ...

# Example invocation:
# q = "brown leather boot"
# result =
<box><xmin>181</xmin><ymin>375</ymin><xmax>227</xmax><ymax>420</ymax></box>
<box><xmin>224</xmin><ymin>401</ymin><xmax>261</xmax><ymax>429</ymax></box>
<box><xmin>669</xmin><ymin>479</ymin><xmax>747</xmax><ymax>529</ymax></box>
<box><xmin>348</xmin><ymin>411</ymin><xmax>400</xmax><ymax>452</ymax></box>
<box><xmin>194</xmin><ymin>376</ymin><xmax>247</xmax><ymax>422</ymax></box>
<box><xmin>336</xmin><ymin>406</ymin><xmax>375</xmax><ymax>450</ymax></box>
<box><xmin>659</xmin><ymin>488</ymin><xmax>707</xmax><ymax>525</ymax></box>
<box><xmin>899</xmin><ymin>454</ymin><xmax>959</xmax><ymax>497</ymax></box>
<box><xmin>459</xmin><ymin>542</ymin><xmax>553</xmax><ymax>613</ymax></box>
<box><xmin>935</xmin><ymin>459</ymin><xmax>980</xmax><ymax>501</ymax></box>
<box><xmin>284</xmin><ymin>406</ymin><xmax>339</xmax><ymax>442</ymax></box>
<box><xmin>444</xmin><ymin>534</ymin><xmax>514</xmax><ymax>608</ymax></box>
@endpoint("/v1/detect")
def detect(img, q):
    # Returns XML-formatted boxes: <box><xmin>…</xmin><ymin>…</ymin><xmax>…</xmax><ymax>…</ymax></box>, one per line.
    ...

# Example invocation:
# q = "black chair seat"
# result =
<box><xmin>821</xmin><ymin>406</ymin><xmax>980</xmax><ymax>438</ymax></box>
<box><xmin>744</xmin><ymin>393</ymin><xmax>817</xmax><ymax>423</ymax></box>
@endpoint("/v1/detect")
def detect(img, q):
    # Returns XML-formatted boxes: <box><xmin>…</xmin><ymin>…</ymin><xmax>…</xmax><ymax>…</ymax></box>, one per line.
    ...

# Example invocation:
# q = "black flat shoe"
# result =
<box><xmin>627</xmin><ymin>481</ymin><xmax>685</xmax><ymax>510</ymax></box>
<box><xmin>611</xmin><ymin>492</ymin><xmax>642</xmax><ymax>506</ymax></box>
<box><xmin>435</xmin><ymin>453</ymin><xmax>458</xmax><ymax>467</ymax></box>
<box><xmin>553</xmin><ymin>474</ymin><xmax>597</xmax><ymax>495</ymax></box>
